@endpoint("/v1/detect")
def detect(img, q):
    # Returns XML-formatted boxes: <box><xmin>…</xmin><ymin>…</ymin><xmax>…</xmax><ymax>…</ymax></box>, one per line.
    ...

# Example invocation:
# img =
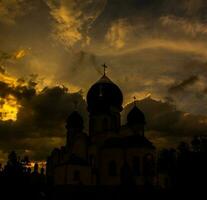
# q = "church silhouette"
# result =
<box><xmin>47</xmin><ymin>71</ymin><xmax>156</xmax><ymax>187</ymax></box>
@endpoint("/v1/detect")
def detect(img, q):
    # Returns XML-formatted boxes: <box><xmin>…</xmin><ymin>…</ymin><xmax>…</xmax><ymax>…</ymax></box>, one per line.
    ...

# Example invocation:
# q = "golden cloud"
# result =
<box><xmin>0</xmin><ymin>95</ymin><xmax>20</xmax><ymax>121</ymax></box>
<box><xmin>0</xmin><ymin>0</ymin><xmax>24</xmax><ymax>25</ymax></box>
<box><xmin>47</xmin><ymin>0</ymin><xmax>107</xmax><ymax>47</ymax></box>
<box><xmin>15</xmin><ymin>49</ymin><xmax>26</xmax><ymax>59</ymax></box>
<box><xmin>160</xmin><ymin>16</ymin><xmax>207</xmax><ymax>37</ymax></box>
<box><xmin>105</xmin><ymin>19</ymin><xmax>132</xmax><ymax>49</ymax></box>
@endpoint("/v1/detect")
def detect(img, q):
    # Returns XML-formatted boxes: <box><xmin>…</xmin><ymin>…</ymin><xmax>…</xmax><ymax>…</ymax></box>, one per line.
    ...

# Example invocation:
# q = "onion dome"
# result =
<box><xmin>127</xmin><ymin>106</ymin><xmax>146</xmax><ymax>125</ymax></box>
<box><xmin>66</xmin><ymin>111</ymin><xmax>84</xmax><ymax>129</ymax></box>
<box><xmin>87</xmin><ymin>75</ymin><xmax>123</xmax><ymax>113</ymax></box>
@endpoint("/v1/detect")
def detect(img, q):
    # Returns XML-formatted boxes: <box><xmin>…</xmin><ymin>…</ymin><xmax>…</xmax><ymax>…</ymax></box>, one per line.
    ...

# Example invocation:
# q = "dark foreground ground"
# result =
<box><xmin>0</xmin><ymin>185</ymin><xmax>205</xmax><ymax>200</ymax></box>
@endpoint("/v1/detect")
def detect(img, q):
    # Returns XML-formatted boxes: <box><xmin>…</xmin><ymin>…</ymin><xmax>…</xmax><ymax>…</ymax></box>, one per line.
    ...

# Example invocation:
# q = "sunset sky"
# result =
<box><xmin>1</xmin><ymin>0</ymin><xmax>207</xmax><ymax>163</ymax></box>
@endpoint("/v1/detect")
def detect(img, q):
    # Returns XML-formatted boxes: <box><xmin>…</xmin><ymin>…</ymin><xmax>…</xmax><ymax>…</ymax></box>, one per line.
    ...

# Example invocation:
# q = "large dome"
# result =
<box><xmin>87</xmin><ymin>75</ymin><xmax>123</xmax><ymax>113</ymax></box>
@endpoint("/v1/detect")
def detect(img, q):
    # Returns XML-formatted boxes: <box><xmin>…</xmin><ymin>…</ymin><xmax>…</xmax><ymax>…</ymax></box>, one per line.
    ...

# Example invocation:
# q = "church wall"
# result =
<box><xmin>54</xmin><ymin>165</ymin><xmax>91</xmax><ymax>185</ymax></box>
<box><xmin>90</xmin><ymin>147</ymin><xmax>156</xmax><ymax>186</ymax></box>
<box><xmin>72</xmin><ymin>137</ymin><xmax>88</xmax><ymax>159</ymax></box>
<box><xmin>54</xmin><ymin>165</ymin><xmax>67</xmax><ymax>185</ymax></box>
<box><xmin>65</xmin><ymin>165</ymin><xmax>91</xmax><ymax>185</ymax></box>
<box><xmin>99</xmin><ymin>148</ymin><xmax>124</xmax><ymax>185</ymax></box>
<box><xmin>125</xmin><ymin>148</ymin><xmax>155</xmax><ymax>185</ymax></box>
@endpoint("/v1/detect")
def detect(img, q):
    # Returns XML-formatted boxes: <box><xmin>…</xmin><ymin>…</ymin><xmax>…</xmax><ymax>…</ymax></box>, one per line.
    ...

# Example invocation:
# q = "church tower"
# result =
<box><xmin>127</xmin><ymin>105</ymin><xmax>146</xmax><ymax>136</ymax></box>
<box><xmin>86</xmin><ymin>65</ymin><xmax>123</xmax><ymax>137</ymax></box>
<box><xmin>66</xmin><ymin>111</ymin><xmax>88</xmax><ymax>159</ymax></box>
<box><xmin>66</xmin><ymin>111</ymin><xmax>84</xmax><ymax>147</ymax></box>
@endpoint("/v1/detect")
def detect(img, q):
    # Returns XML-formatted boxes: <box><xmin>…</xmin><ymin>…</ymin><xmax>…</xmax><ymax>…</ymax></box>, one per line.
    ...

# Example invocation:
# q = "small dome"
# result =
<box><xmin>87</xmin><ymin>75</ymin><xmax>123</xmax><ymax>113</ymax></box>
<box><xmin>127</xmin><ymin>106</ymin><xmax>146</xmax><ymax>125</ymax></box>
<box><xmin>66</xmin><ymin>111</ymin><xmax>84</xmax><ymax>129</ymax></box>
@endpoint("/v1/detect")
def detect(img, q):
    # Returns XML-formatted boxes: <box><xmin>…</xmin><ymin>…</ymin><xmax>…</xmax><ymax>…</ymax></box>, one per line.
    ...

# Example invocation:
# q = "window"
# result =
<box><xmin>132</xmin><ymin>156</ymin><xmax>140</xmax><ymax>176</ymax></box>
<box><xmin>108</xmin><ymin>160</ymin><xmax>117</xmax><ymax>176</ymax></box>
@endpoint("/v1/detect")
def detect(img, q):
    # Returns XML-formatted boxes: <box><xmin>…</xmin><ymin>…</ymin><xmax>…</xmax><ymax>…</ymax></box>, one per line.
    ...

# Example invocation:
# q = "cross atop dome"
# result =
<box><xmin>102</xmin><ymin>63</ymin><xmax>108</xmax><ymax>76</ymax></box>
<box><xmin>133</xmin><ymin>96</ymin><xmax>137</xmax><ymax>106</ymax></box>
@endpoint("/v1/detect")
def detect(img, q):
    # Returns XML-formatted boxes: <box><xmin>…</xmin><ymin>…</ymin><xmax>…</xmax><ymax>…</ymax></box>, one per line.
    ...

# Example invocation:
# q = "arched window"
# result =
<box><xmin>132</xmin><ymin>156</ymin><xmax>140</xmax><ymax>176</ymax></box>
<box><xmin>108</xmin><ymin>160</ymin><xmax>117</xmax><ymax>176</ymax></box>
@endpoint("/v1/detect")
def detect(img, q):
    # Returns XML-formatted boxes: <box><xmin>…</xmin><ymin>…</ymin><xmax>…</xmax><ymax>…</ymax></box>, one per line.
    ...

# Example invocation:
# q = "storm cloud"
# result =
<box><xmin>0</xmin><ymin>78</ymin><xmax>87</xmax><ymax>161</ymax></box>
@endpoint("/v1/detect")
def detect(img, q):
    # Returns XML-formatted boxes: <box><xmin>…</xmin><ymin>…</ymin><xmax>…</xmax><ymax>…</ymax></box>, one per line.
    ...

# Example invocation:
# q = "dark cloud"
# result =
<box><xmin>0</xmin><ymin>79</ymin><xmax>87</xmax><ymax>161</ymax></box>
<box><xmin>0</xmin><ymin>51</ymin><xmax>12</xmax><ymax>61</ymax></box>
<box><xmin>168</xmin><ymin>75</ymin><xmax>199</xmax><ymax>94</ymax></box>
<box><xmin>203</xmin><ymin>88</ymin><xmax>207</xmax><ymax>94</ymax></box>
<box><xmin>122</xmin><ymin>97</ymin><xmax>207</xmax><ymax>147</ymax></box>
<box><xmin>0</xmin><ymin>66</ymin><xmax>6</xmax><ymax>74</ymax></box>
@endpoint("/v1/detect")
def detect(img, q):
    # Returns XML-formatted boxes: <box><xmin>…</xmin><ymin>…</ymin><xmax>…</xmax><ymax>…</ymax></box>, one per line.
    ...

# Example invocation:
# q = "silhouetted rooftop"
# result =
<box><xmin>102</xmin><ymin>135</ymin><xmax>155</xmax><ymax>149</ymax></box>
<box><xmin>127</xmin><ymin>105</ymin><xmax>146</xmax><ymax>125</ymax></box>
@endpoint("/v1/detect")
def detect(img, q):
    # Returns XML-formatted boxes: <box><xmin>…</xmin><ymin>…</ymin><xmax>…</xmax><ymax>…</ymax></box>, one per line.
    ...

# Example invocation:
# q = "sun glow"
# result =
<box><xmin>0</xmin><ymin>95</ymin><xmax>20</xmax><ymax>121</ymax></box>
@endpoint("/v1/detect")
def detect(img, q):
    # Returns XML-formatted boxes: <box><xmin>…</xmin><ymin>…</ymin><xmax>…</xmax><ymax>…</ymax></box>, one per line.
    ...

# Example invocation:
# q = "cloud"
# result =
<box><xmin>0</xmin><ymin>0</ymin><xmax>23</xmax><ymax>25</ymax></box>
<box><xmin>105</xmin><ymin>18</ymin><xmax>133</xmax><ymax>49</ymax></box>
<box><xmin>0</xmin><ymin>66</ymin><xmax>6</xmax><ymax>74</ymax></box>
<box><xmin>122</xmin><ymin>97</ymin><xmax>207</xmax><ymax>147</ymax></box>
<box><xmin>15</xmin><ymin>49</ymin><xmax>26</xmax><ymax>59</ymax></box>
<box><xmin>0</xmin><ymin>49</ymin><xmax>27</xmax><ymax>65</ymax></box>
<box><xmin>160</xmin><ymin>16</ymin><xmax>207</xmax><ymax>37</ymax></box>
<box><xmin>0</xmin><ymin>77</ymin><xmax>88</xmax><ymax>161</ymax></box>
<box><xmin>168</xmin><ymin>75</ymin><xmax>199</xmax><ymax>94</ymax></box>
<box><xmin>46</xmin><ymin>0</ymin><xmax>107</xmax><ymax>47</ymax></box>
<box><xmin>0</xmin><ymin>51</ymin><xmax>13</xmax><ymax>61</ymax></box>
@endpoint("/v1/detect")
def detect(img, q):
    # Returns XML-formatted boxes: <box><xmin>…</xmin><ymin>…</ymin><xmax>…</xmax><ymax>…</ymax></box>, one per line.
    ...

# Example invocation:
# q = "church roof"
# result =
<box><xmin>102</xmin><ymin>135</ymin><xmax>155</xmax><ymax>149</ymax></box>
<box><xmin>127</xmin><ymin>105</ymin><xmax>146</xmax><ymax>125</ymax></box>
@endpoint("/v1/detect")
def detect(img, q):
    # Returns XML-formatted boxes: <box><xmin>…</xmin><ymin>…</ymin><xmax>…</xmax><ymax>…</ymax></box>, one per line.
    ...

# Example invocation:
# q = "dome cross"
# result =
<box><xmin>133</xmin><ymin>96</ymin><xmax>137</xmax><ymax>106</ymax></box>
<box><xmin>102</xmin><ymin>63</ymin><xmax>108</xmax><ymax>76</ymax></box>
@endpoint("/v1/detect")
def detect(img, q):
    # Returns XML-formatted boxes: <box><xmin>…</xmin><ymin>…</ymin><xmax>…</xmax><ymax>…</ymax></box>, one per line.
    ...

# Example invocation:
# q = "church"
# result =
<box><xmin>46</xmin><ymin>68</ymin><xmax>156</xmax><ymax>187</ymax></box>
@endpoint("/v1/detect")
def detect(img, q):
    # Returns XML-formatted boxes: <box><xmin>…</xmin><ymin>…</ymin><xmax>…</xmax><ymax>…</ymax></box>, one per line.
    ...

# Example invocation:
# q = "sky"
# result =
<box><xmin>0</xmin><ymin>0</ymin><xmax>207</xmax><ymax>163</ymax></box>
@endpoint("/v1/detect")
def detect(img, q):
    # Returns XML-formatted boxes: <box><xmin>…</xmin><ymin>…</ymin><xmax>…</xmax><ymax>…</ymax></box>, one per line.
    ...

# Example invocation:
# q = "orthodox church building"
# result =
<box><xmin>47</xmin><ymin>71</ymin><xmax>156</xmax><ymax>187</ymax></box>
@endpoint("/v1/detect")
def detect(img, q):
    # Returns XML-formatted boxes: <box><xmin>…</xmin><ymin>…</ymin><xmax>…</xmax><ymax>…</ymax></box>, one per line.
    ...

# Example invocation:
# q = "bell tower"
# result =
<box><xmin>127</xmin><ymin>99</ymin><xmax>146</xmax><ymax>137</ymax></box>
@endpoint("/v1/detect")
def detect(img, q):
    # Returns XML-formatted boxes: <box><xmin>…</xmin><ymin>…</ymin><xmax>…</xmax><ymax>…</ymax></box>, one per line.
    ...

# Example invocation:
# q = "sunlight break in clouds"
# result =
<box><xmin>0</xmin><ymin>95</ymin><xmax>20</xmax><ymax>121</ymax></box>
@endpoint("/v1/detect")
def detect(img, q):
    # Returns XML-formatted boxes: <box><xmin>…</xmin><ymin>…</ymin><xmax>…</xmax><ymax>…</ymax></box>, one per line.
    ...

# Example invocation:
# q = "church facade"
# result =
<box><xmin>46</xmin><ymin>74</ymin><xmax>156</xmax><ymax>187</ymax></box>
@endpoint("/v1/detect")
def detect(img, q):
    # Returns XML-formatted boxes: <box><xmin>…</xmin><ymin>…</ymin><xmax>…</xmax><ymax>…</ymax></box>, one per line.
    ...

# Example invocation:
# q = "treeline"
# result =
<box><xmin>0</xmin><ymin>151</ymin><xmax>46</xmax><ymax>187</ymax></box>
<box><xmin>157</xmin><ymin>136</ymin><xmax>207</xmax><ymax>190</ymax></box>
